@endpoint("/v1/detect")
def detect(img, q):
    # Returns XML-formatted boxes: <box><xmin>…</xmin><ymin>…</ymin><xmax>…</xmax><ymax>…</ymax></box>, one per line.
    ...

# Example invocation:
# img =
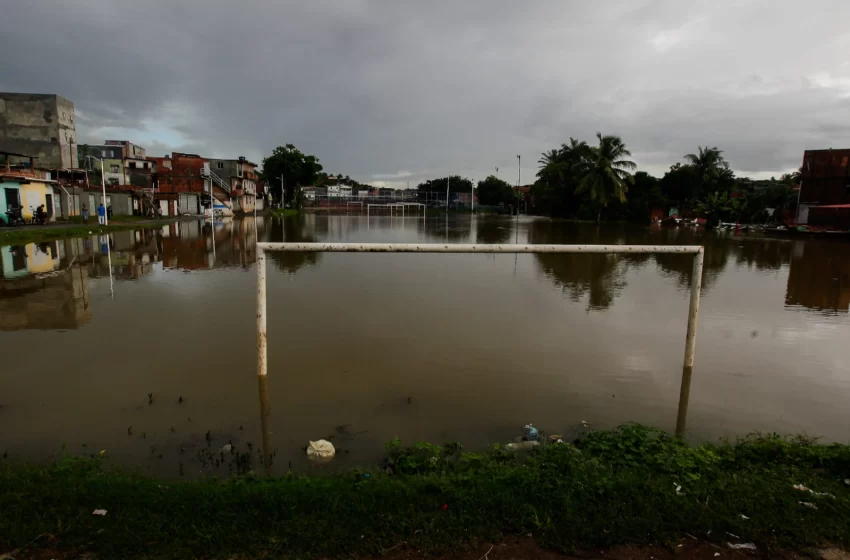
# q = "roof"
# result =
<box><xmin>0</xmin><ymin>174</ymin><xmax>57</xmax><ymax>184</ymax></box>
<box><xmin>814</xmin><ymin>204</ymin><xmax>850</xmax><ymax>209</ymax></box>
<box><xmin>0</xmin><ymin>150</ymin><xmax>38</xmax><ymax>159</ymax></box>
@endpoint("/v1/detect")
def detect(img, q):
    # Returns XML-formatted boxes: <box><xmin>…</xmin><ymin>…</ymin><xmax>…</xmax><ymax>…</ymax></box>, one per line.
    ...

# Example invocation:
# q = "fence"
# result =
<box><xmin>254</xmin><ymin>242</ymin><xmax>705</xmax><ymax>473</ymax></box>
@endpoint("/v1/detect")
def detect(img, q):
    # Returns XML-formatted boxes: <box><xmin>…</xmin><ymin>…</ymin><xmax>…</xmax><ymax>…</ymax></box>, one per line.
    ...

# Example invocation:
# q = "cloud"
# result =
<box><xmin>1</xmin><ymin>0</ymin><xmax>849</xmax><ymax>185</ymax></box>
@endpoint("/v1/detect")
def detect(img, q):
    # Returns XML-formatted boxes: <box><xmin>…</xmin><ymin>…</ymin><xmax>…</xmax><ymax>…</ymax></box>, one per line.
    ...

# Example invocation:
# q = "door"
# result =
<box><xmin>128</xmin><ymin>197</ymin><xmax>133</xmax><ymax>215</ymax></box>
<box><xmin>159</xmin><ymin>200</ymin><xmax>169</xmax><ymax>216</ymax></box>
<box><xmin>89</xmin><ymin>194</ymin><xmax>96</xmax><ymax>214</ymax></box>
<box><xmin>45</xmin><ymin>194</ymin><xmax>54</xmax><ymax>218</ymax></box>
<box><xmin>4</xmin><ymin>187</ymin><xmax>20</xmax><ymax>208</ymax></box>
<box><xmin>797</xmin><ymin>204</ymin><xmax>810</xmax><ymax>225</ymax></box>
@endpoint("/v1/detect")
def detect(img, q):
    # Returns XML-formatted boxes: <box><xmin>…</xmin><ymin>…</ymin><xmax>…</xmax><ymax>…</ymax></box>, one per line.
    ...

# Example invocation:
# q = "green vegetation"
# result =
<box><xmin>0</xmin><ymin>218</ymin><xmax>177</xmax><ymax>245</ymax></box>
<box><xmin>476</xmin><ymin>175</ymin><xmax>514</xmax><ymax>206</ymax></box>
<box><xmin>261</xmin><ymin>144</ymin><xmax>323</xmax><ymax>208</ymax></box>
<box><xmin>533</xmin><ymin>137</ymin><xmax>801</xmax><ymax>224</ymax></box>
<box><xmin>2</xmin><ymin>426</ymin><xmax>849</xmax><ymax>559</ymax></box>
<box><xmin>269</xmin><ymin>208</ymin><xmax>299</xmax><ymax>218</ymax></box>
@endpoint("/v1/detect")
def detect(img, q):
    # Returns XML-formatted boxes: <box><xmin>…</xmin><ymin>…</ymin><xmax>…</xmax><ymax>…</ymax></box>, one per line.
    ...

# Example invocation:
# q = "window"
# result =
<box><xmin>216</xmin><ymin>161</ymin><xmax>224</xmax><ymax>169</ymax></box>
<box><xmin>129</xmin><ymin>161</ymin><xmax>137</xmax><ymax>169</ymax></box>
<box><xmin>237</xmin><ymin>164</ymin><xmax>243</xmax><ymax>177</ymax></box>
<box><xmin>110</xmin><ymin>164</ymin><xmax>120</xmax><ymax>174</ymax></box>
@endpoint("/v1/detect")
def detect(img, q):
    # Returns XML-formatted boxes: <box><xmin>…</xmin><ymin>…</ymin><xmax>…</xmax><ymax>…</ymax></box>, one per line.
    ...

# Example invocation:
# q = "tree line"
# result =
<box><xmin>533</xmin><ymin>135</ymin><xmax>800</xmax><ymax>225</ymax></box>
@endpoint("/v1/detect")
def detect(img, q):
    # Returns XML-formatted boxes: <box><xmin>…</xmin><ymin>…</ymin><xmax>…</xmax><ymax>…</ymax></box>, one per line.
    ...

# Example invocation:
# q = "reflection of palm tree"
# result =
<box><xmin>655</xmin><ymin>241</ymin><xmax>730</xmax><ymax>293</ymax></box>
<box><xmin>267</xmin><ymin>216</ymin><xmax>320</xmax><ymax>273</ymax></box>
<box><xmin>528</xmin><ymin>220</ymin><xmax>645</xmax><ymax>311</ymax></box>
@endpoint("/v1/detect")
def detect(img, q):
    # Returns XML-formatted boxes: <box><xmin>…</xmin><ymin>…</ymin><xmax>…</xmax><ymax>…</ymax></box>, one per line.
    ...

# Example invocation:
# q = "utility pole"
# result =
<box><xmin>445</xmin><ymin>176</ymin><xmax>450</xmax><ymax>212</ymax></box>
<box><xmin>516</xmin><ymin>155</ymin><xmax>521</xmax><ymax>217</ymax></box>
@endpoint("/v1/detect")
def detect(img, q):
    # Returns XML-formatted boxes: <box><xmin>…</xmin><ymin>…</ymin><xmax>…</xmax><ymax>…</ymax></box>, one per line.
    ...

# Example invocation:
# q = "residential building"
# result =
<box><xmin>148</xmin><ymin>152</ymin><xmax>210</xmax><ymax>216</ymax></box>
<box><xmin>208</xmin><ymin>156</ymin><xmax>258</xmax><ymax>212</ymax></box>
<box><xmin>78</xmin><ymin>144</ymin><xmax>126</xmax><ymax>185</ymax></box>
<box><xmin>798</xmin><ymin>148</ymin><xmax>850</xmax><ymax>228</ymax></box>
<box><xmin>104</xmin><ymin>140</ymin><xmax>154</xmax><ymax>187</ymax></box>
<box><xmin>0</xmin><ymin>93</ymin><xmax>77</xmax><ymax>170</ymax></box>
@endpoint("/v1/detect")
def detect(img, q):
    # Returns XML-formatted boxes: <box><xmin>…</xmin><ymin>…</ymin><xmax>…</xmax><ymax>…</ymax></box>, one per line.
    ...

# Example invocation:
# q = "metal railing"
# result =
<box><xmin>254</xmin><ymin>242</ymin><xmax>705</xmax><ymax>473</ymax></box>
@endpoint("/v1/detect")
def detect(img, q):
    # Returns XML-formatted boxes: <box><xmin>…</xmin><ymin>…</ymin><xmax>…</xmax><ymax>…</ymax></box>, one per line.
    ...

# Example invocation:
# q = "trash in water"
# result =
<box><xmin>523</xmin><ymin>424</ymin><xmax>538</xmax><ymax>441</ymax></box>
<box><xmin>727</xmin><ymin>543</ymin><xmax>757</xmax><ymax>551</ymax></box>
<box><xmin>549</xmin><ymin>434</ymin><xmax>564</xmax><ymax>444</ymax></box>
<box><xmin>792</xmin><ymin>483</ymin><xmax>809</xmax><ymax>492</ymax></box>
<box><xmin>845</xmin><ymin>479</ymin><xmax>850</xmax><ymax>486</ymax></box>
<box><xmin>674</xmin><ymin>483</ymin><xmax>683</xmax><ymax>496</ymax></box>
<box><xmin>739</xmin><ymin>513</ymin><xmax>750</xmax><ymax>520</ymax></box>
<box><xmin>505</xmin><ymin>441</ymin><xmax>538</xmax><ymax>452</ymax></box>
<box><xmin>581</xmin><ymin>420</ymin><xmax>589</xmax><ymax>428</ymax></box>
<box><xmin>714</xmin><ymin>553</ymin><xmax>720</xmax><ymax>557</ymax></box>
<box><xmin>92</xmin><ymin>509</ymin><xmax>107</xmax><ymax>516</ymax></box>
<box><xmin>219</xmin><ymin>443</ymin><xmax>232</xmax><ymax>454</ymax></box>
<box><xmin>799</xmin><ymin>501</ymin><xmax>818</xmax><ymax>510</ymax></box>
<box><xmin>306</xmin><ymin>439</ymin><xmax>335</xmax><ymax>461</ymax></box>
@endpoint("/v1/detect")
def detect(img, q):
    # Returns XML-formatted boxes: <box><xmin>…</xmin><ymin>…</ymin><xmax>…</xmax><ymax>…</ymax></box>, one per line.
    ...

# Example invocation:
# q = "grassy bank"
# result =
<box><xmin>0</xmin><ymin>217</ymin><xmax>179</xmax><ymax>245</ymax></box>
<box><xmin>269</xmin><ymin>208</ymin><xmax>299</xmax><ymax>218</ymax></box>
<box><xmin>2</xmin><ymin>426</ymin><xmax>849</xmax><ymax>558</ymax></box>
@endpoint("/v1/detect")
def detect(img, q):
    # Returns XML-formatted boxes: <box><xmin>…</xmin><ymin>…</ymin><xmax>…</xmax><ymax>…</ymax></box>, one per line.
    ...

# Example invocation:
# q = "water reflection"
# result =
<box><xmin>266</xmin><ymin>215</ymin><xmax>321</xmax><ymax>273</ymax></box>
<box><xmin>786</xmin><ymin>240</ymin><xmax>850</xmax><ymax>313</ymax></box>
<box><xmin>2</xmin><ymin>215</ymin><xmax>850</xmax><ymax>476</ymax></box>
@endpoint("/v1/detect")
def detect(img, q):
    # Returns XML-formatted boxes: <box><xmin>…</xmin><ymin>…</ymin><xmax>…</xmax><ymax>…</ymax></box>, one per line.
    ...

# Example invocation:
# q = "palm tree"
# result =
<box><xmin>537</xmin><ymin>148</ymin><xmax>562</xmax><ymax>167</ymax></box>
<box><xmin>684</xmin><ymin>146</ymin><xmax>729</xmax><ymax>194</ymax></box>
<box><xmin>575</xmin><ymin>133</ymin><xmax>636</xmax><ymax>223</ymax></box>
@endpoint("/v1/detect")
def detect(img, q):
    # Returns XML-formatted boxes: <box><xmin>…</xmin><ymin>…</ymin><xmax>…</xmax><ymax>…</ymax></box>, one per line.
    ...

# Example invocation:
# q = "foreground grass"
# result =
<box><xmin>1</xmin><ymin>426</ymin><xmax>849</xmax><ymax>558</ymax></box>
<box><xmin>0</xmin><ymin>218</ymin><xmax>177</xmax><ymax>245</ymax></box>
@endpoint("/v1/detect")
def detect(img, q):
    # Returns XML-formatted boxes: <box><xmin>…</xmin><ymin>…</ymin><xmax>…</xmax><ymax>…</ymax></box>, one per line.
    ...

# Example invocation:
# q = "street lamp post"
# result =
<box><xmin>86</xmin><ymin>155</ymin><xmax>108</xmax><ymax>226</ymax></box>
<box><xmin>516</xmin><ymin>155</ymin><xmax>521</xmax><ymax>217</ymax></box>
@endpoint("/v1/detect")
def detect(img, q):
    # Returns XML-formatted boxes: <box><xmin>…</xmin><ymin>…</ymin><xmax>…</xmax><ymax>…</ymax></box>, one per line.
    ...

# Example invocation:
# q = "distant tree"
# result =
<box><xmin>683</xmin><ymin>146</ymin><xmax>734</xmax><ymax>199</ymax></box>
<box><xmin>476</xmin><ymin>175</ymin><xmax>514</xmax><ymax>206</ymax></box>
<box><xmin>575</xmin><ymin>133</ymin><xmax>636</xmax><ymax>223</ymax></box>
<box><xmin>416</xmin><ymin>176</ymin><xmax>474</xmax><ymax>195</ymax></box>
<box><xmin>694</xmin><ymin>191</ymin><xmax>734</xmax><ymax>227</ymax></box>
<box><xmin>261</xmin><ymin>144</ymin><xmax>323</xmax><ymax>207</ymax></box>
<box><xmin>532</xmin><ymin>137</ymin><xmax>590</xmax><ymax>217</ymax></box>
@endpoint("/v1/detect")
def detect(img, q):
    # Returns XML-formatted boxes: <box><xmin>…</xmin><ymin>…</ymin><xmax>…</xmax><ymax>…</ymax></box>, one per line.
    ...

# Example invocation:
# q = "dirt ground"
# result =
<box><xmin>3</xmin><ymin>539</ymin><xmax>847</xmax><ymax>560</ymax></box>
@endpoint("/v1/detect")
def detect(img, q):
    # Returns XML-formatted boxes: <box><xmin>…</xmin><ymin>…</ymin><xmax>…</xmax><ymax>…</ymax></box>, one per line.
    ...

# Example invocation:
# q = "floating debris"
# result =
<box><xmin>148</xmin><ymin>393</ymin><xmax>154</xmax><ymax>405</ymax></box>
<box><xmin>306</xmin><ymin>439</ymin><xmax>335</xmax><ymax>461</ymax></box>
<box><xmin>728</xmin><ymin>542</ymin><xmax>756</xmax><ymax>551</ymax></box>
<box><xmin>674</xmin><ymin>483</ymin><xmax>684</xmax><ymax>496</ymax></box>
<box><xmin>92</xmin><ymin>509</ymin><xmax>108</xmax><ymax>516</ymax></box>
<box><xmin>800</xmin><ymin>501</ymin><xmax>818</xmax><ymax>510</ymax></box>
<box><xmin>220</xmin><ymin>443</ymin><xmax>233</xmax><ymax>454</ymax></box>
<box><xmin>739</xmin><ymin>513</ymin><xmax>750</xmax><ymax>520</ymax></box>
<box><xmin>505</xmin><ymin>441</ymin><xmax>538</xmax><ymax>452</ymax></box>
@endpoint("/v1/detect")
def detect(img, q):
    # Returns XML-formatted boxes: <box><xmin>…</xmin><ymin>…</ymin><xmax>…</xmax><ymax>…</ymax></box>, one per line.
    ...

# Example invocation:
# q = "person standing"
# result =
<box><xmin>97</xmin><ymin>203</ymin><xmax>106</xmax><ymax>225</ymax></box>
<box><xmin>81</xmin><ymin>204</ymin><xmax>89</xmax><ymax>224</ymax></box>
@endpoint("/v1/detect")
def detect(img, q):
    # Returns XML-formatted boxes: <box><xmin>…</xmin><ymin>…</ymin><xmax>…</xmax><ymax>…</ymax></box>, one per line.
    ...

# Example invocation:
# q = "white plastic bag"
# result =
<box><xmin>306</xmin><ymin>439</ymin><xmax>336</xmax><ymax>461</ymax></box>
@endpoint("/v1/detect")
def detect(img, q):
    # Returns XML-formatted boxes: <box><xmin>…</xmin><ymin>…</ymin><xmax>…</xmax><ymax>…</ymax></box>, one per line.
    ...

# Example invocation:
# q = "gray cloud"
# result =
<box><xmin>2</xmin><ymin>0</ymin><xmax>849</xmax><ymax>186</ymax></box>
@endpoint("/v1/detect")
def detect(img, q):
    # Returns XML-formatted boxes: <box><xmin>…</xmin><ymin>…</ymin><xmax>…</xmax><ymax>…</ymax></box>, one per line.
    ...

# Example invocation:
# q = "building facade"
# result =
<box><xmin>148</xmin><ymin>152</ymin><xmax>209</xmax><ymax>216</ymax></box>
<box><xmin>798</xmin><ymin>149</ymin><xmax>850</xmax><ymax>228</ymax></box>
<box><xmin>0</xmin><ymin>93</ymin><xmax>77</xmax><ymax>170</ymax></box>
<box><xmin>208</xmin><ymin>156</ymin><xmax>258</xmax><ymax>212</ymax></box>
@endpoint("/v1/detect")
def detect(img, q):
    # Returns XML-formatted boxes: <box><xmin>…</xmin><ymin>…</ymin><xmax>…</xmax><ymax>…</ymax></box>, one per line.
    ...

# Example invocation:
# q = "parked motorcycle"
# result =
<box><xmin>4</xmin><ymin>206</ymin><xmax>25</xmax><ymax>226</ymax></box>
<box><xmin>30</xmin><ymin>205</ymin><xmax>47</xmax><ymax>225</ymax></box>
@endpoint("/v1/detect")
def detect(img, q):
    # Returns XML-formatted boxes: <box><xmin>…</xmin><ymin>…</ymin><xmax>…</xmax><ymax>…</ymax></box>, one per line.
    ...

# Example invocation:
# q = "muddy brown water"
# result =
<box><xmin>1</xmin><ymin>214</ymin><xmax>848</xmax><ymax>476</ymax></box>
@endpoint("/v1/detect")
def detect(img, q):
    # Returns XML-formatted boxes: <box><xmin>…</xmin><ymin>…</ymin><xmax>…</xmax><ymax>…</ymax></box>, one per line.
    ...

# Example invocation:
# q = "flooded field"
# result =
<box><xmin>1</xmin><ymin>214</ymin><xmax>849</xmax><ymax>476</ymax></box>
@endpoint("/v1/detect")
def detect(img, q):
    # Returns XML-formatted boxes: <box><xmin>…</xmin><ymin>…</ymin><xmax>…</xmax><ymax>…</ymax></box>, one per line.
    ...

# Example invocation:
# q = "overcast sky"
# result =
<box><xmin>2</xmin><ymin>0</ymin><xmax>849</xmax><ymax>188</ymax></box>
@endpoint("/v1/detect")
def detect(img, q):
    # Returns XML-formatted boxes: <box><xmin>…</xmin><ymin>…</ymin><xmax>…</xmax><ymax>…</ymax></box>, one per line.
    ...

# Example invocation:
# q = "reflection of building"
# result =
<box><xmin>0</xmin><ymin>245</ymin><xmax>90</xmax><ymax>330</ymax></box>
<box><xmin>786</xmin><ymin>241</ymin><xmax>850</xmax><ymax>312</ymax></box>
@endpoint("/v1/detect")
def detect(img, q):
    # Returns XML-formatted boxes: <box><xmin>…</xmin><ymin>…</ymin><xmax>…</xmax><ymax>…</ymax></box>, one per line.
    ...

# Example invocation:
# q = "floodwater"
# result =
<box><xmin>1</xmin><ymin>214</ymin><xmax>849</xmax><ymax>476</ymax></box>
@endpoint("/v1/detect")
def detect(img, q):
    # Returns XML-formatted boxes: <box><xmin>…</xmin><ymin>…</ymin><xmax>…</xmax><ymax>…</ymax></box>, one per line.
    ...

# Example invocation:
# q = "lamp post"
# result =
<box><xmin>86</xmin><ymin>155</ymin><xmax>108</xmax><ymax>225</ymax></box>
<box><xmin>516</xmin><ymin>155</ymin><xmax>521</xmax><ymax>217</ymax></box>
